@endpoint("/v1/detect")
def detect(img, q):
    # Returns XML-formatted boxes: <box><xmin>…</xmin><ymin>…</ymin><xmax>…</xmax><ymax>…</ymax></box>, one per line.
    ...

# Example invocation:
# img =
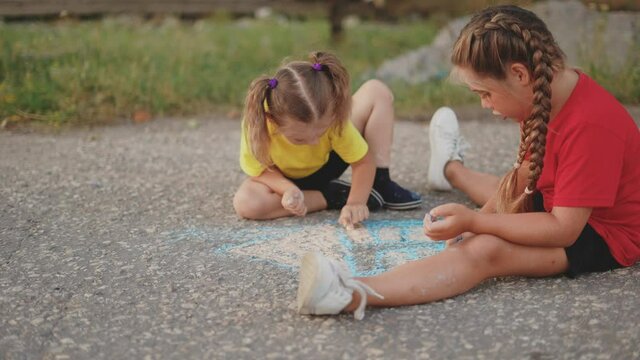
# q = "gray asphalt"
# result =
<box><xmin>1</xmin><ymin>109</ymin><xmax>639</xmax><ymax>359</ymax></box>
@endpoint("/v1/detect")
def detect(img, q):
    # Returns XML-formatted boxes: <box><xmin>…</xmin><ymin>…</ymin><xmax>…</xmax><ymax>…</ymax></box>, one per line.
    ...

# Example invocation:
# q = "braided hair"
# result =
<box><xmin>451</xmin><ymin>5</ymin><xmax>566</xmax><ymax>213</ymax></box>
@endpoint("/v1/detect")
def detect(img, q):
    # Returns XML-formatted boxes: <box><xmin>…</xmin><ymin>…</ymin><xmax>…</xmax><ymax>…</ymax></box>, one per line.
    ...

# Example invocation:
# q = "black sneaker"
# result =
<box><xmin>321</xmin><ymin>179</ymin><xmax>384</xmax><ymax>211</ymax></box>
<box><xmin>374</xmin><ymin>180</ymin><xmax>422</xmax><ymax>210</ymax></box>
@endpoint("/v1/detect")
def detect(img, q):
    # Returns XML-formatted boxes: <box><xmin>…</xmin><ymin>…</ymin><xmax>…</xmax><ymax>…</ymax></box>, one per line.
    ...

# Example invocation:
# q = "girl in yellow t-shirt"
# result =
<box><xmin>234</xmin><ymin>51</ymin><xmax>421</xmax><ymax>228</ymax></box>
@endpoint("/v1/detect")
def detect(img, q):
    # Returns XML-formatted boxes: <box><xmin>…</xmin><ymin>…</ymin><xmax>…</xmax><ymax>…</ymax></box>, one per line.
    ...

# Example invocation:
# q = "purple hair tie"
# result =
<box><xmin>268</xmin><ymin>78</ymin><xmax>278</xmax><ymax>89</ymax></box>
<box><xmin>312</xmin><ymin>63</ymin><xmax>323</xmax><ymax>71</ymax></box>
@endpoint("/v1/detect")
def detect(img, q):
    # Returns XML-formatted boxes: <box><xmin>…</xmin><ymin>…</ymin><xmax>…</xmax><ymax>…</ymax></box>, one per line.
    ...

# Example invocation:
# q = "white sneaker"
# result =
<box><xmin>296</xmin><ymin>252</ymin><xmax>384</xmax><ymax>320</ymax></box>
<box><xmin>427</xmin><ymin>107</ymin><xmax>470</xmax><ymax>191</ymax></box>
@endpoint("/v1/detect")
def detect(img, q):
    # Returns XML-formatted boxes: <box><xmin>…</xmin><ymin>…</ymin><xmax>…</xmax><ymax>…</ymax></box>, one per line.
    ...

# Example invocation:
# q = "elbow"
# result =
<box><xmin>554</xmin><ymin>223</ymin><xmax>590</xmax><ymax>248</ymax></box>
<box><xmin>558</xmin><ymin>237</ymin><xmax>577</xmax><ymax>248</ymax></box>
<box><xmin>552</xmin><ymin>226</ymin><xmax>584</xmax><ymax>247</ymax></box>
<box><xmin>548</xmin><ymin>207</ymin><xmax>593</xmax><ymax>248</ymax></box>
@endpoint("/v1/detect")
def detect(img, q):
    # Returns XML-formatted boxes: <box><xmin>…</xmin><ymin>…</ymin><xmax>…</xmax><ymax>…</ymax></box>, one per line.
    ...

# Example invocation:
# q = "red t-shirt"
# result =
<box><xmin>536</xmin><ymin>72</ymin><xmax>640</xmax><ymax>266</ymax></box>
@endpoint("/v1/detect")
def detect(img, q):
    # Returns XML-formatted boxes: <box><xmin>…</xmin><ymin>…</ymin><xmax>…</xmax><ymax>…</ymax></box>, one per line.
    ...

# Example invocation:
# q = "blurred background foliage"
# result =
<box><xmin>0</xmin><ymin>0</ymin><xmax>638</xmax><ymax>127</ymax></box>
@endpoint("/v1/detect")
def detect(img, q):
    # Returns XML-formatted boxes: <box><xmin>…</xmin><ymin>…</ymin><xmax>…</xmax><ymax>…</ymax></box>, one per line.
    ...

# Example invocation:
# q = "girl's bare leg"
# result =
<box><xmin>233</xmin><ymin>178</ymin><xmax>327</xmax><ymax>220</ymax></box>
<box><xmin>348</xmin><ymin>79</ymin><xmax>422</xmax><ymax>209</ymax></box>
<box><xmin>350</xmin><ymin>79</ymin><xmax>394</xmax><ymax>167</ymax></box>
<box><xmin>344</xmin><ymin>234</ymin><xmax>568</xmax><ymax>309</ymax></box>
<box><xmin>445</xmin><ymin>161</ymin><xmax>500</xmax><ymax>207</ymax></box>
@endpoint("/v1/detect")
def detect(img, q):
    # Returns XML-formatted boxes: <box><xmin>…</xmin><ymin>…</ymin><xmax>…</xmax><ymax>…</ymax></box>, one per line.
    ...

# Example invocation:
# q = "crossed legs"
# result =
<box><xmin>234</xmin><ymin>79</ymin><xmax>403</xmax><ymax>220</ymax></box>
<box><xmin>233</xmin><ymin>179</ymin><xmax>327</xmax><ymax>220</ymax></box>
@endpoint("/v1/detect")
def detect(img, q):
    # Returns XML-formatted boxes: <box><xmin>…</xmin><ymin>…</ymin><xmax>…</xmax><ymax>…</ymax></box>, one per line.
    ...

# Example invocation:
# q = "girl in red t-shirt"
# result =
<box><xmin>295</xmin><ymin>5</ymin><xmax>640</xmax><ymax>320</ymax></box>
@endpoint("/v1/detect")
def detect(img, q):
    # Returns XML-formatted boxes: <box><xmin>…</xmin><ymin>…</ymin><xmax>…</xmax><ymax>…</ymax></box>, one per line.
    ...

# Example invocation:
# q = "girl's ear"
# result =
<box><xmin>509</xmin><ymin>63</ymin><xmax>532</xmax><ymax>85</ymax></box>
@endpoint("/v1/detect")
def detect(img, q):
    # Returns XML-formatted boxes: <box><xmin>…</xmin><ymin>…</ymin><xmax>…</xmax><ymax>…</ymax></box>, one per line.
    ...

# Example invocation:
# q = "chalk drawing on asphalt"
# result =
<box><xmin>169</xmin><ymin>219</ymin><xmax>445</xmax><ymax>276</ymax></box>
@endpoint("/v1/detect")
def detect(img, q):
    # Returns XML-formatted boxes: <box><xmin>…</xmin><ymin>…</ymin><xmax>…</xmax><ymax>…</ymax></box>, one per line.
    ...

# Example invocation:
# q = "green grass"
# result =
<box><xmin>0</xmin><ymin>17</ymin><xmax>440</xmax><ymax>125</ymax></box>
<box><xmin>0</xmin><ymin>16</ymin><xmax>638</xmax><ymax>126</ymax></box>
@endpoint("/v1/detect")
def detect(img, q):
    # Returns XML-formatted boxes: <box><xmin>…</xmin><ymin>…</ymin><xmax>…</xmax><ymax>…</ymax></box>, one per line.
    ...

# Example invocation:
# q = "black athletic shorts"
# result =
<box><xmin>532</xmin><ymin>192</ymin><xmax>622</xmax><ymax>277</ymax></box>
<box><xmin>288</xmin><ymin>151</ymin><xmax>349</xmax><ymax>191</ymax></box>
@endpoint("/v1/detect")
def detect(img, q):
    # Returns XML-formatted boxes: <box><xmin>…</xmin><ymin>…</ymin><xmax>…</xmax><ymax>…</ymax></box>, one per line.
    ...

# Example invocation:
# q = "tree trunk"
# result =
<box><xmin>329</xmin><ymin>0</ymin><xmax>348</xmax><ymax>43</ymax></box>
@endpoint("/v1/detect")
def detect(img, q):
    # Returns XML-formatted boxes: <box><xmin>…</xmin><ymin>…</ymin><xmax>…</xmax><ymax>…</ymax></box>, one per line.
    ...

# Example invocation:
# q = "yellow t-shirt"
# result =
<box><xmin>240</xmin><ymin>120</ymin><xmax>368</xmax><ymax>179</ymax></box>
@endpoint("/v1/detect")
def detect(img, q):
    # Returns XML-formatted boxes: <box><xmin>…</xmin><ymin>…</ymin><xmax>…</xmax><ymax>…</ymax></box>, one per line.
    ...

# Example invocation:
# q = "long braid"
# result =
<box><xmin>243</xmin><ymin>76</ymin><xmax>273</xmax><ymax>168</ymax></box>
<box><xmin>524</xmin><ymin>29</ymin><xmax>554</xmax><ymax>194</ymax></box>
<box><xmin>497</xmin><ymin>15</ymin><xmax>554</xmax><ymax>211</ymax></box>
<box><xmin>492</xmin><ymin>14</ymin><xmax>553</xmax><ymax>212</ymax></box>
<box><xmin>452</xmin><ymin>5</ymin><xmax>565</xmax><ymax>213</ymax></box>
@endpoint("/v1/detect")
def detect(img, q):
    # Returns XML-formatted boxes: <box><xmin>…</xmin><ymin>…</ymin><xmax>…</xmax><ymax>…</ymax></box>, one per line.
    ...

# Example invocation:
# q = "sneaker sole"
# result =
<box><xmin>370</xmin><ymin>189</ymin><xmax>384</xmax><ymax>207</ymax></box>
<box><xmin>297</xmin><ymin>252</ymin><xmax>320</xmax><ymax>314</ymax></box>
<box><xmin>384</xmin><ymin>199</ymin><xmax>423</xmax><ymax>210</ymax></box>
<box><xmin>427</xmin><ymin>108</ymin><xmax>454</xmax><ymax>191</ymax></box>
<box><xmin>331</xmin><ymin>179</ymin><xmax>385</xmax><ymax>208</ymax></box>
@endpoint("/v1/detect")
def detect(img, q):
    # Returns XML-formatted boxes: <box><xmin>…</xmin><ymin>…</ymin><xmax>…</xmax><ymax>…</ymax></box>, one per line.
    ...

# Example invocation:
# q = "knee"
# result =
<box><xmin>361</xmin><ymin>79</ymin><xmax>394</xmax><ymax>104</ymax></box>
<box><xmin>460</xmin><ymin>235</ymin><xmax>510</xmax><ymax>269</ymax></box>
<box><xmin>233</xmin><ymin>190</ymin><xmax>266</xmax><ymax>219</ymax></box>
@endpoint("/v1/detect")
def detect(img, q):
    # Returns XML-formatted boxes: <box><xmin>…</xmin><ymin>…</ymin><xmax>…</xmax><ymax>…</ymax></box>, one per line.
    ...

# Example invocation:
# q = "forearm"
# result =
<box><xmin>471</xmin><ymin>211</ymin><xmax>583</xmax><ymax>248</ymax></box>
<box><xmin>252</xmin><ymin>169</ymin><xmax>297</xmax><ymax>195</ymax></box>
<box><xmin>347</xmin><ymin>152</ymin><xmax>376</xmax><ymax>205</ymax></box>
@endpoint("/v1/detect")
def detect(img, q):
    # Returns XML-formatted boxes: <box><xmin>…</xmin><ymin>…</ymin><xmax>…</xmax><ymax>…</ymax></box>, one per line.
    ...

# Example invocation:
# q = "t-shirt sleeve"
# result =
<box><xmin>553</xmin><ymin>124</ymin><xmax>625</xmax><ymax>207</ymax></box>
<box><xmin>330</xmin><ymin>120</ymin><xmax>368</xmax><ymax>163</ymax></box>
<box><xmin>239</xmin><ymin>122</ymin><xmax>266</xmax><ymax>177</ymax></box>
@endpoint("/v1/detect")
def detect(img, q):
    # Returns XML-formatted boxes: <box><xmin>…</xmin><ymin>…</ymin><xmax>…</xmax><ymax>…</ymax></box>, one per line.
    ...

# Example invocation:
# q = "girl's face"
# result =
<box><xmin>456</xmin><ymin>65</ymin><xmax>533</xmax><ymax>123</ymax></box>
<box><xmin>276</xmin><ymin>113</ymin><xmax>334</xmax><ymax>145</ymax></box>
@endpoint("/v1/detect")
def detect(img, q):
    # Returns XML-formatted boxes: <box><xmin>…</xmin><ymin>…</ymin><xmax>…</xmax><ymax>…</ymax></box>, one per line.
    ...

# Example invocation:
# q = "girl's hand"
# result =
<box><xmin>423</xmin><ymin>203</ymin><xmax>476</xmax><ymax>240</ymax></box>
<box><xmin>339</xmin><ymin>204</ymin><xmax>369</xmax><ymax>230</ymax></box>
<box><xmin>282</xmin><ymin>187</ymin><xmax>307</xmax><ymax>216</ymax></box>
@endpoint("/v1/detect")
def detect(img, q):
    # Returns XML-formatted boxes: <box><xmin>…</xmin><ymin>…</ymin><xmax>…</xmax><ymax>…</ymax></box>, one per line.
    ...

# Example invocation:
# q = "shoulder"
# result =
<box><xmin>329</xmin><ymin>119</ymin><xmax>359</xmax><ymax>138</ymax></box>
<box><xmin>555</xmin><ymin>73</ymin><xmax>635</xmax><ymax>139</ymax></box>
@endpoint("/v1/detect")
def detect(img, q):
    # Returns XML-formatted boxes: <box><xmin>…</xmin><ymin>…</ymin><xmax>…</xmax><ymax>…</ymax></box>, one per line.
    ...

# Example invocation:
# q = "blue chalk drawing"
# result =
<box><xmin>338</xmin><ymin>220</ymin><xmax>445</xmax><ymax>276</ymax></box>
<box><xmin>168</xmin><ymin>219</ymin><xmax>445</xmax><ymax>276</ymax></box>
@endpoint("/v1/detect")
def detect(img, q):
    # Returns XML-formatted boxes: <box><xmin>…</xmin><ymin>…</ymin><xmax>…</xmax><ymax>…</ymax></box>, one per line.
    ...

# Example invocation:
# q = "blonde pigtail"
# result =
<box><xmin>310</xmin><ymin>51</ymin><xmax>352</xmax><ymax>133</ymax></box>
<box><xmin>243</xmin><ymin>76</ymin><xmax>274</xmax><ymax>169</ymax></box>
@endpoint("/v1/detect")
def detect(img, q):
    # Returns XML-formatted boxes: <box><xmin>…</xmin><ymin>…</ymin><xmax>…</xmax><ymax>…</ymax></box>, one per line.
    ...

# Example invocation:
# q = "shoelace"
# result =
<box><xmin>438</xmin><ymin>126</ymin><xmax>470</xmax><ymax>162</ymax></box>
<box><xmin>454</xmin><ymin>136</ymin><xmax>471</xmax><ymax>161</ymax></box>
<box><xmin>333</xmin><ymin>261</ymin><xmax>384</xmax><ymax>320</ymax></box>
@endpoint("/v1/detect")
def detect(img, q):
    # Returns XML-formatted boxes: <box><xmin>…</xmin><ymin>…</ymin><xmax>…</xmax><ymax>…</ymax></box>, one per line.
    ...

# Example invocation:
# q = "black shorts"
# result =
<box><xmin>288</xmin><ymin>151</ymin><xmax>349</xmax><ymax>191</ymax></box>
<box><xmin>532</xmin><ymin>192</ymin><xmax>622</xmax><ymax>277</ymax></box>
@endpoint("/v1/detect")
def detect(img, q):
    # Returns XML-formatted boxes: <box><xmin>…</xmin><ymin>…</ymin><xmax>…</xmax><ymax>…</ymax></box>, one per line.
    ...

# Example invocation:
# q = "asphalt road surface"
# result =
<box><xmin>1</xmin><ymin>109</ymin><xmax>639</xmax><ymax>359</ymax></box>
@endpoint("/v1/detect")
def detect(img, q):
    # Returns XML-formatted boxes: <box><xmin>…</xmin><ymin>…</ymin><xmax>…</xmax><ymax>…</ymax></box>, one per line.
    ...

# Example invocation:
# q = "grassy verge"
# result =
<box><xmin>0</xmin><ymin>16</ymin><xmax>638</xmax><ymax>126</ymax></box>
<box><xmin>0</xmin><ymin>17</ymin><xmax>440</xmax><ymax>126</ymax></box>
